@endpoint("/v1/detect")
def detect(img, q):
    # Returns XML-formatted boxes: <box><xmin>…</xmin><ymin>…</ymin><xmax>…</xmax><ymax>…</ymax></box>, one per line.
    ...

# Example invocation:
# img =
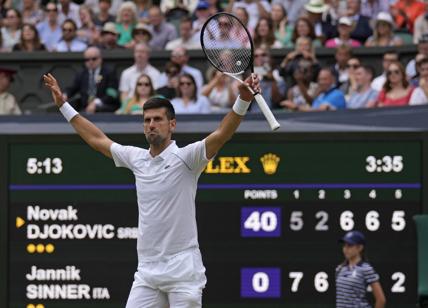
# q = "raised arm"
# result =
<box><xmin>205</xmin><ymin>74</ymin><xmax>259</xmax><ymax>159</ymax></box>
<box><xmin>43</xmin><ymin>73</ymin><xmax>114</xmax><ymax>158</ymax></box>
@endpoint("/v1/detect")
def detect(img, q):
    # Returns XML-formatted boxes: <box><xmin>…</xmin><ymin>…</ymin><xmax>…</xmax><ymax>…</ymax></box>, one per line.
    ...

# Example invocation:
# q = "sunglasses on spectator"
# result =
<box><xmin>63</xmin><ymin>27</ymin><xmax>75</xmax><ymax>32</ymax></box>
<box><xmin>387</xmin><ymin>69</ymin><xmax>401</xmax><ymax>76</ymax></box>
<box><xmin>347</xmin><ymin>64</ymin><xmax>360</xmax><ymax>69</ymax></box>
<box><xmin>255</xmin><ymin>53</ymin><xmax>267</xmax><ymax>58</ymax></box>
<box><xmin>137</xmin><ymin>82</ymin><xmax>151</xmax><ymax>86</ymax></box>
<box><xmin>166</xmin><ymin>70</ymin><xmax>178</xmax><ymax>75</ymax></box>
<box><xmin>179</xmin><ymin>81</ymin><xmax>193</xmax><ymax>86</ymax></box>
<box><xmin>85</xmin><ymin>57</ymin><xmax>99</xmax><ymax>62</ymax></box>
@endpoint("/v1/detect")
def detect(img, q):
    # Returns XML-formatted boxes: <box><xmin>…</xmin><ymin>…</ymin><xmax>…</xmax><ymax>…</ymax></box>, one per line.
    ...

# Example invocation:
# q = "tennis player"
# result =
<box><xmin>43</xmin><ymin>73</ymin><xmax>260</xmax><ymax>308</ymax></box>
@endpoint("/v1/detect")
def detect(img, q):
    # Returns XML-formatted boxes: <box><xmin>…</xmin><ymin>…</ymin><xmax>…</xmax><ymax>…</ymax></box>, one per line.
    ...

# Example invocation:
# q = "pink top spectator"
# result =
<box><xmin>377</xmin><ymin>87</ymin><xmax>415</xmax><ymax>107</ymax></box>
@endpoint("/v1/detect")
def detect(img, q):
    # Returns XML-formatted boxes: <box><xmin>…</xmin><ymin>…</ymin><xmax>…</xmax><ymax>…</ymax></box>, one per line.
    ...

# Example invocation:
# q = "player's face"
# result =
<box><xmin>342</xmin><ymin>243</ymin><xmax>363</xmax><ymax>260</ymax></box>
<box><xmin>143</xmin><ymin>108</ymin><xmax>176</xmax><ymax>146</ymax></box>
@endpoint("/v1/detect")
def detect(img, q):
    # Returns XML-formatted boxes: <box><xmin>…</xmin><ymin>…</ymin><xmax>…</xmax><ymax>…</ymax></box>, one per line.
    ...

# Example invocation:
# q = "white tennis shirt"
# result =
<box><xmin>110</xmin><ymin>140</ymin><xmax>210</xmax><ymax>262</ymax></box>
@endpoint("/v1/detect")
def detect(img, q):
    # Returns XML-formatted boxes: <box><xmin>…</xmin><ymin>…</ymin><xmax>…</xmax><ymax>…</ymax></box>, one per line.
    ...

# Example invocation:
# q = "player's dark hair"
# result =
<box><xmin>143</xmin><ymin>97</ymin><xmax>176</xmax><ymax>120</ymax></box>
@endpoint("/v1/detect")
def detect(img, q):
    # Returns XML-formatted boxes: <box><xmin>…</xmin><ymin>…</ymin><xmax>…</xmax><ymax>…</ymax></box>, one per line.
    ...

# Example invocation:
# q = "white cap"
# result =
<box><xmin>375</xmin><ymin>12</ymin><xmax>394</xmax><ymax>27</ymax></box>
<box><xmin>338</xmin><ymin>16</ymin><xmax>353</xmax><ymax>26</ymax></box>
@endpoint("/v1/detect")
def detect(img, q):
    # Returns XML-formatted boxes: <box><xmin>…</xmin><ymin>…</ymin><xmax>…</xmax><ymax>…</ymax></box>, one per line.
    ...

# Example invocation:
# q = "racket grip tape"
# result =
<box><xmin>254</xmin><ymin>94</ymin><xmax>280</xmax><ymax>131</ymax></box>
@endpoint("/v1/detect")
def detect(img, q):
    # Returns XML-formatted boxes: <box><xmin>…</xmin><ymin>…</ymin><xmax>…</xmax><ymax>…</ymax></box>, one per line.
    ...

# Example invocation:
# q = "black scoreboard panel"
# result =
<box><xmin>1</xmin><ymin>132</ymin><xmax>425</xmax><ymax>308</ymax></box>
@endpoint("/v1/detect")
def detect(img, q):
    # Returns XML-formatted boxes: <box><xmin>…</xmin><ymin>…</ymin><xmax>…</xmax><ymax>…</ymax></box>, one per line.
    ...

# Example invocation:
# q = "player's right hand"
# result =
<box><xmin>43</xmin><ymin>73</ymin><xmax>66</xmax><ymax>107</ymax></box>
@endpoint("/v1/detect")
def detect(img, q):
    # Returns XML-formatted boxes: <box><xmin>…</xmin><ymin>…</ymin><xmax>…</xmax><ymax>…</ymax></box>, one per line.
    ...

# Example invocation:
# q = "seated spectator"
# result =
<box><xmin>347</xmin><ymin>65</ymin><xmax>379</xmax><ymax>108</ymax></box>
<box><xmin>332</xmin><ymin>44</ymin><xmax>352</xmax><ymax>87</ymax></box>
<box><xmin>165</xmin><ymin>16</ymin><xmax>200</xmax><ymax>50</ymax></box>
<box><xmin>93</xmin><ymin>0</ymin><xmax>115</xmax><ymax>28</ymax></box>
<box><xmin>84</xmin><ymin>0</ymin><xmax>123</xmax><ymax>18</ymax></box>
<box><xmin>360</xmin><ymin>0</ymin><xmax>390</xmax><ymax>19</ymax></box>
<box><xmin>345</xmin><ymin>0</ymin><xmax>372</xmax><ymax>44</ymax></box>
<box><xmin>77</xmin><ymin>5</ymin><xmax>100</xmax><ymax>45</ymax></box>
<box><xmin>340</xmin><ymin>56</ymin><xmax>361</xmax><ymax>100</ymax></box>
<box><xmin>409</xmin><ymin>54</ymin><xmax>427</xmax><ymax>86</ymax></box>
<box><xmin>135</xmin><ymin>0</ymin><xmax>152</xmax><ymax>23</ymax></box>
<box><xmin>55</xmin><ymin>19</ymin><xmax>87</xmax><ymax>52</ymax></box>
<box><xmin>234</xmin><ymin>7</ymin><xmax>253</xmax><ymax>35</ymax></box>
<box><xmin>202</xmin><ymin>69</ymin><xmax>237</xmax><ymax>113</ymax></box>
<box><xmin>252</xmin><ymin>46</ymin><xmax>287</xmax><ymax>111</ymax></box>
<box><xmin>413</xmin><ymin>1</ymin><xmax>428</xmax><ymax>43</ymax></box>
<box><xmin>116</xmin><ymin>74</ymin><xmax>155</xmax><ymax>114</ymax></box>
<box><xmin>22</xmin><ymin>0</ymin><xmax>43</xmax><ymax>25</ymax></box>
<box><xmin>253</xmin><ymin>17</ymin><xmax>283</xmax><ymax>49</ymax></box>
<box><xmin>270</xmin><ymin>3</ymin><xmax>293</xmax><ymax>47</ymax></box>
<box><xmin>158</xmin><ymin>47</ymin><xmax>204</xmax><ymax>93</ymax></box>
<box><xmin>406</xmin><ymin>34</ymin><xmax>428</xmax><ymax>78</ymax></box>
<box><xmin>365</xmin><ymin>12</ymin><xmax>403</xmax><ymax>47</ymax></box>
<box><xmin>171</xmin><ymin>73</ymin><xmax>211</xmax><ymax>114</ymax></box>
<box><xmin>226</xmin><ymin>0</ymin><xmax>271</xmax><ymax>30</ymax></box>
<box><xmin>325</xmin><ymin>17</ymin><xmax>361</xmax><ymax>48</ymax></box>
<box><xmin>375</xmin><ymin>61</ymin><xmax>414</xmax><ymax>107</ymax></box>
<box><xmin>13</xmin><ymin>23</ymin><xmax>46</xmax><ymax>51</ymax></box>
<box><xmin>147</xmin><ymin>5</ymin><xmax>178</xmax><ymax>50</ymax></box>
<box><xmin>97</xmin><ymin>21</ymin><xmax>123</xmax><ymax>49</ymax></box>
<box><xmin>36</xmin><ymin>2</ymin><xmax>62</xmax><ymax>51</ymax></box>
<box><xmin>273</xmin><ymin>0</ymin><xmax>306</xmax><ymax>26</ymax></box>
<box><xmin>115</xmin><ymin>1</ymin><xmax>138</xmax><ymax>47</ymax></box>
<box><xmin>0</xmin><ymin>68</ymin><xmax>21</xmax><ymax>115</ymax></box>
<box><xmin>309</xmin><ymin>67</ymin><xmax>346</xmax><ymax>111</ymax></box>
<box><xmin>119</xmin><ymin>43</ymin><xmax>161</xmax><ymax>102</ymax></box>
<box><xmin>65</xmin><ymin>46</ymin><xmax>120</xmax><ymax>113</ymax></box>
<box><xmin>410</xmin><ymin>57</ymin><xmax>428</xmax><ymax>105</ymax></box>
<box><xmin>390</xmin><ymin>0</ymin><xmax>425</xmax><ymax>33</ymax></box>
<box><xmin>58</xmin><ymin>0</ymin><xmax>82</xmax><ymax>28</ymax></box>
<box><xmin>192</xmin><ymin>1</ymin><xmax>211</xmax><ymax>38</ymax></box>
<box><xmin>280</xmin><ymin>57</ymin><xmax>318</xmax><ymax>111</ymax></box>
<box><xmin>372</xmin><ymin>51</ymin><xmax>400</xmax><ymax>91</ymax></box>
<box><xmin>304</xmin><ymin>0</ymin><xmax>335</xmax><ymax>43</ymax></box>
<box><xmin>156</xmin><ymin>61</ymin><xmax>180</xmax><ymax>99</ymax></box>
<box><xmin>288</xmin><ymin>16</ymin><xmax>322</xmax><ymax>48</ymax></box>
<box><xmin>1</xmin><ymin>9</ymin><xmax>22</xmax><ymax>51</ymax></box>
<box><xmin>125</xmin><ymin>22</ymin><xmax>153</xmax><ymax>49</ymax></box>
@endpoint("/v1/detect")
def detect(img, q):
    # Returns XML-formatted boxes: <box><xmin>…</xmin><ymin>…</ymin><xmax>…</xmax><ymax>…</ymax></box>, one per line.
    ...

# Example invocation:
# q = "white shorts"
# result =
<box><xmin>125</xmin><ymin>248</ymin><xmax>207</xmax><ymax>308</ymax></box>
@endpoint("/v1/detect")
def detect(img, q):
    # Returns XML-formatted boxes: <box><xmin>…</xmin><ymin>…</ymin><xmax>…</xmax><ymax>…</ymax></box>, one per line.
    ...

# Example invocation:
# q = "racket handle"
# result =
<box><xmin>254</xmin><ymin>93</ymin><xmax>281</xmax><ymax>131</ymax></box>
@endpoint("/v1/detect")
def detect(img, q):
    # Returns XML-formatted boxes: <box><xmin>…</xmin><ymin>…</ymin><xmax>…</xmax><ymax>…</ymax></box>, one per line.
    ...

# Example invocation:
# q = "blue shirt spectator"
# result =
<box><xmin>311</xmin><ymin>67</ymin><xmax>346</xmax><ymax>111</ymax></box>
<box><xmin>36</xmin><ymin>2</ymin><xmax>62</xmax><ymax>51</ymax></box>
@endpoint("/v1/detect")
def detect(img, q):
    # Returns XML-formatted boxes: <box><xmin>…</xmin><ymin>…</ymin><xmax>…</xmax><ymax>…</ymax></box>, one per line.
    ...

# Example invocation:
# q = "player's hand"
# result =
<box><xmin>239</xmin><ymin>73</ymin><xmax>260</xmax><ymax>102</ymax></box>
<box><xmin>43</xmin><ymin>73</ymin><xmax>66</xmax><ymax>107</ymax></box>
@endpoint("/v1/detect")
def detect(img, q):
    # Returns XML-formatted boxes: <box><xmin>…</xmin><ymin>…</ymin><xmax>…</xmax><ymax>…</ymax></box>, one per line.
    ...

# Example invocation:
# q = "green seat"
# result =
<box><xmin>414</xmin><ymin>215</ymin><xmax>428</xmax><ymax>307</ymax></box>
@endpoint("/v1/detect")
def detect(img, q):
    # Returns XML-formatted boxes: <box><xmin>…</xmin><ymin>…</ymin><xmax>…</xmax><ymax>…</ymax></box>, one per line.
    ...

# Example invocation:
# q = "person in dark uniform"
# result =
<box><xmin>336</xmin><ymin>230</ymin><xmax>386</xmax><ymax>308</ymax></box>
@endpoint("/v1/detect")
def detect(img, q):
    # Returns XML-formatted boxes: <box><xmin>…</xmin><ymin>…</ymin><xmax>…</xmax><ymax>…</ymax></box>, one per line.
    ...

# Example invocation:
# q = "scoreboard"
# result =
<box><xmin>0</xmin><ymin>132</ymin><xmax>426</xmax><ymax>308</ymax></box>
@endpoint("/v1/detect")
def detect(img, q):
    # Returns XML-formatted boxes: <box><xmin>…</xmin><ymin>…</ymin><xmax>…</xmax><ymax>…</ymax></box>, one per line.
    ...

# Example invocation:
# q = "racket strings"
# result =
<box><xmin>201</xmin><ymin>14</ymin><xmax>252</xmax><ymax>75</ymax></box>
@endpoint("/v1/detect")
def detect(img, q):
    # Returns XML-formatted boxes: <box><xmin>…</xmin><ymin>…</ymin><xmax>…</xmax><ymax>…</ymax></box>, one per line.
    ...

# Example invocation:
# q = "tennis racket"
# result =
<box><xmin>200</xmin><ymin>12</ymin><xmax>280</xmax><ymax>131</ymax></box>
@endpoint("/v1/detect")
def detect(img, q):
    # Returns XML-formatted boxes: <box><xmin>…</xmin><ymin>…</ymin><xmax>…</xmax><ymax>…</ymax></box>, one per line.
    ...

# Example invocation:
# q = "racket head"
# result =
<box><xmin>200</xmin><ymin>12</ymin><xmax>254</xmax><ymax>76</ymax></box>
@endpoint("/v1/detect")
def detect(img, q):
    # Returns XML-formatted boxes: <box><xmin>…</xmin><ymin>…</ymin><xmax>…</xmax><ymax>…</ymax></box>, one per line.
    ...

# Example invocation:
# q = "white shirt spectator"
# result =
<box><xmin>165</xmin><ymin>35</ymin><xmax>201</xmax><ymax>50</ymax></box>
<box><xmin>371</xmin><ymin>73</ymin><xmax>386</xmax><ymax>91</ymax></box>
<box><xmin>55</xmin><ymin>38</ymin><xmax>87</xmax><ymax>51</ymax></box>
<box><xmin>409</xmin><ymin>87</ymin><xmax>428</xmax><ymax>105</ymax></box>
<box><xmin>171</xmin><ymin>96</ymin><xmax>211</xmax><ymax>114</ymax></box>
<box><xmin>58</xmin><ymin>2</ymin><xmax>82</xmax><ymax>28</ymax></box>
<box><xmin>119</xmin><ymin>64</ymin><xmax>161</xmax><ymax>99</ymax></box>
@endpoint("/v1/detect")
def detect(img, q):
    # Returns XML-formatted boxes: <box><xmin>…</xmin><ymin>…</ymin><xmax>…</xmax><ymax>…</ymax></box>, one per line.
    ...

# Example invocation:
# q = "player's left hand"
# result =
<box><xmin>239</xmin><ymin>73</ymin><xmax>260</xmax><ymax>102</ymax></box>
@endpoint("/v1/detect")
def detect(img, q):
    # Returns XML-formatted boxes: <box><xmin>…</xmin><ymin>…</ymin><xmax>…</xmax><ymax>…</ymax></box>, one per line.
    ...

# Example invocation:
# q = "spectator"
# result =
<box><xmin>332</xmin><ymin>44</ymin><xmax>352</xmax><ymax>87</ymax></box>
<box><xmin>158</xmin><ymin>46</ymin><xmax>204</xmax><ymax>93</ymax></box>
<box><xmin>406</xmin><ymin>34</ymin><xmax>428</xmax><ymax>78</ymax></box>
<box><xmin>115</xmin><ymin>1</ymin><xmax>138</xmax><ymax>47</ymax></box>
<box><xmin>234</xmin><ymin>7</ymin><xmax>252</xmax><ymax>35</ymax></box>
<box><xmin>116</xmin><ymin>74</ymin><xmax>156</xmax><ymax>114</ymax></box>
<box><xmin>226</xmin><ymin>0</ymin><xmax>271</xmax><ymax>30</ymax></box>
<box><xmin>202</xmin><ymin>69</ymin><xmax>237</xmax><ymax>113</ymax></box>
<box><xmin>345</xmin><ymin>0</ymin><xmax>372</xmax><ymax>44</ymax></box>
<box><xmin>272</xmin><ymin>0</ymin><xmax>308</xmax><ymax>25</ymax></box>
<box><xmin>1</xmin><ymin>8</ymin><xmax>22</xmax><ymax>51</ymax></box>
<box><xmin>160</xmin><ymin>0</ymin><xmax>197</xmax><ymax>18</ymax></box>
<box><xmin>252</xmin><ymin>46</ymin><xmax>287</xmax><ymax>111</ymax></box>
<box><xmin>119</xmin><ymin>42</ymin><xmax>161</xmax><ymax>102</ymax></box>
<box><xmin>22</xmin><ymin>0</ymin><xmax>43</xmax><ymax>25</ymax></box>
<box><xmin>325</xmin><ymin>16</ymin><xmax>361</xmax><ymax>48</ymax></box>
<box><xmin>391</xmin><ymin>0</ymin><xmax>425</xmax><ymax>33</ymax></box>
<box><xmin>360</xmin><ymin>0</ymin><xmax>390</xmax><ymax>19</ymax></box>
<box><xmin>58</xmin><ymin>0</ymin><xmax>81</xmax><ymax>28</ymax></box>
<box><xmin>97</xmin><ymin>21</ymin><xmax>123</xmax><ymax>49</ymax></box>
<box><xmin>171</xmin><ymin>73</ymin><xmax>211</xmax><ymax>114</ymax></box>
<box><xmin>93</xmin><ymin>0</ymin><xmax>115</xmax><ymax>28</ymax></box>
<box><xmin>372</xmin><ymin>51</ymin><xmax>399</xmax><ymax>91</ymax></box>
<box><xmin>365</xmin><ymin>12</ymin><xmax>404</xmax><ymax>47</ymax></box>
<box><xmin>347</xmin><ymin>65</ymin><xmax>379</xmax><ymax>108</ymax></box>
<box><xmin>125</xmin><ymin>22</ymin><xmax>153</xmax><ymax>49</ymax></box>
<box><xmin>165</xmin><ymin>16</ymin><xmax>200</xmax><ymax>50</ymax></box>
<box><xmin>304</xmin><ymin>0</ymin><xmax>335</xmax><ymax>42</ymax></box>
<box><xmin>307</xmin><ymin>67</ymin><xmax>346</xmax><ymax>111</ymax></box>
<box><xmin>147</xmin><ymin>5</ymin><xmax>177</xmax><ymax>50</ymax></box>
<box><xmin>135</xmin><ymin>0</ymin><xmax>152</xmax><ymax>23</ymax></box>
<box><xmin>280</xmin><ymin>57</ymin><xmax>318</xmax><ymax>111</ymax></box>
<box><xmin>56</xmin><ymin>19</ymin><xmax>87</xmax><ymax>52</ymax></box>
<box><xmin>65</xmin><ymin>46</ymin><xmax>120</xmax><ymax>113</ymax></box>
<box><xmin>289</xmin><ymin>17</ymin><xmax>321</xmax><ymax>48</ymax></box>
<box><xmin>336</xmin><ymin>231</ymin><xmax>386</xmax><ymax>308</ymax></box>
<box><xmin>340</xmin><ymin>56</ymin><xmax>361</xmax><ymax>99</ymax></box>
<box><xmin>77</xmin><ymin>5</ymin><xmax>100</xmax><ymax>45</ymax></box>
<box><xmin>0</xmin><ymin>68</ymin><xmax>20</xmax><ymax>115</ymax></box>
<box><xmin>409</xmin><ymin>53</ymin><xmax>427</xmax><ymax>86</ymax></box>
<box><xmin>413</xmin><ymin>1</ymin><xmax>428</xmax><ymax>43</ymax></box>
<box><xmin>156</xmin><ymin>61</ymin><xmax>180</xmax><ymax>99</ymax></box>
<box><xmin>375</xmin><ymin>60</ymin><xmax>414</xmax><ymax>107</ymax></box>
<box><xmin>410</xmin><ymin>57</ymin><xmax>428</xmax><ymax>105</ymax></box>
<box><xmin>13</xmin><ymin>23</ymin><xmax>46</xmax><ymax>51</ymax></box>
<box><xmin>253</xmin><ymin>17</ymin><xmax>283</xmax><ymax>49</ymax></box>
<box><xmin>270</xmin><ymin>3</ymin><xmax>293</xmax><ymax>47</ymax></box>
<box><xmin>192</xmin><ymin>1</ymin><xmax>211</xmax><ymax>38</ymax></box>
<box><xmin>36</xmin><ymin>2</ymin><xmax>62</xmax><ymax>51</ymax></box>
<box><xmin>84</xmin><ymin>0</ymin><xmax>123</xmax><ymax>17</ymax></box>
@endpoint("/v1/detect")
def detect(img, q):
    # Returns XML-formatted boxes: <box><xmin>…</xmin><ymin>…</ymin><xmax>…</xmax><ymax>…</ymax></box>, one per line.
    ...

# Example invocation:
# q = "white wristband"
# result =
<box><xmin>232</xmin><ymin>96</ymin><xmax>251</xmax><ymax>116</ymax></box>
<box><xmin>59</xmin><ymin>102</ymin><xmax>79</xmax><ymax>122</ymax></box>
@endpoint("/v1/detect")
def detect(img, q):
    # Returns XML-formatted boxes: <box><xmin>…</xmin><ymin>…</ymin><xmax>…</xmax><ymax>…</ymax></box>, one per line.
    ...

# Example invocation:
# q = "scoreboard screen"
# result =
<box><xmin>1</xmin><ymin>132</ymin><xmax>424</xmax><ymax>308</ymax></box>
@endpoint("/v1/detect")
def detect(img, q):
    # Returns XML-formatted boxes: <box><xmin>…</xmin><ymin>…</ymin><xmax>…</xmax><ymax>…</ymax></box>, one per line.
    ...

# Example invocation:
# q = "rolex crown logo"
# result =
<box><xmin>260</xmin><ymin>153</ymin><xmax>280</xmax><ymax>175</ymax></box>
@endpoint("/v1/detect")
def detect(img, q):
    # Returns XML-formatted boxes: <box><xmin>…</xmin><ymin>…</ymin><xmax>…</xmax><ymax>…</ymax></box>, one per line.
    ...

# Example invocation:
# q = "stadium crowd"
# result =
<box><xmin>1</xmin><ymin>0</ymin><xmax>428</xmax><ymax>115</ymax></box>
